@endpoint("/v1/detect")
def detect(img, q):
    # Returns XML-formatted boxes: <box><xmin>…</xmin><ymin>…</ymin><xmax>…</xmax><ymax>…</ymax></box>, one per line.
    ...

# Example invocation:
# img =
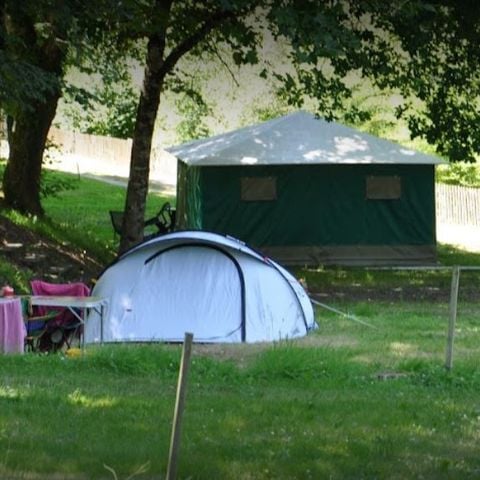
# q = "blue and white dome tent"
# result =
<box><xmin>85</xmin><ymin>231</ymin><xmax>315</xmax><ymax>344</ymax></box>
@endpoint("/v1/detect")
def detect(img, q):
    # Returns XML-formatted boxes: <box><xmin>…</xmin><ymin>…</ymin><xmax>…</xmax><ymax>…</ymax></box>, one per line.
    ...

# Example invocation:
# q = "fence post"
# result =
<box><xmin>445</xmin><ymin>266</ymin><xmax>460</xmax><ymax>371</ymax></box>
<box><xmin>166</xmin><ymin>332</ymin><xmax>194</xmax><ymax>480</ymax></box>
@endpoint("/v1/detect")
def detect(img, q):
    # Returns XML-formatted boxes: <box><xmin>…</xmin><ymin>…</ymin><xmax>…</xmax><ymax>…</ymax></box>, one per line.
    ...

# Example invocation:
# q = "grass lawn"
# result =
<box><xmin>42</xmin><ymin>175</ymin><xmax>136</xmax><ymax>249</ymax></box>
<box><xmin>1</xmin><ymin>300</ymin><xmax>480</xmax><ymax>479</ymax></box>
<box><xmin>1</xmin><ymin>169</ymin><xmax>174</xmax><ymax>265</ymax></box>
<box><xmin>1</xmin><ymin>168</ymin><xmax>480</xmax><ymax>478</ymax></box>
<box><xmin>41</xmin><ymin>174</ymin><xmax>174</xmax><ymax>248</ymax></box>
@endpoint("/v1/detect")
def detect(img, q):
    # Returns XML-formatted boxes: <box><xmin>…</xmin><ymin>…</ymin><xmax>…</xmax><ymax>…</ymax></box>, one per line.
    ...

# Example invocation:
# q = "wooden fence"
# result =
<box><xmin>48</xmin><ymin>128</ymin><xmax>177</xmax><ymax>184</ymax></box>
<box><xmin>436</xmin><ymin>183</ymin><xmax>480</xmax><ymax>226</ymax></box>
<box><xmin>49</xmin><ymin>127</ymin><xmax>131</xmax><ymax>165</ymax></box>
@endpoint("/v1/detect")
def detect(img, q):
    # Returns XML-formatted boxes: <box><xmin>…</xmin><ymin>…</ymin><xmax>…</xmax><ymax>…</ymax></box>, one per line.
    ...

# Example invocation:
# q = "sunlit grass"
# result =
<box><xmin>1</xmin><ymin>300</ymin><xmax>479</xmax><ymax>479</ymax></box>
<box><xmin>2</xmin><ymin>170</ymin><xmax>175</xmax><ymax>265</ymax></box>
<box><xmin>43</xmin><ymin>173</ymin><xmax>174</xmax><ymax>257</ymax></box>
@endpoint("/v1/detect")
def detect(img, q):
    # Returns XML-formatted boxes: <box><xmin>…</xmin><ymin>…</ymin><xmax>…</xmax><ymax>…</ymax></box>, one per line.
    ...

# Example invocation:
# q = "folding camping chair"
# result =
<box><xmin>29</xmin><ymin>280</ymin><xmax>90</xmax><ymax>352</ymax></box>
<box><xmin>21</xmin><ymin>297</ymin><xmax>61</xmax><ymax>353</ymax></box>
<box><xmin>109</xmin><ymin>201</ymin><xmax>176</xmax><ymax>241</ymax></box>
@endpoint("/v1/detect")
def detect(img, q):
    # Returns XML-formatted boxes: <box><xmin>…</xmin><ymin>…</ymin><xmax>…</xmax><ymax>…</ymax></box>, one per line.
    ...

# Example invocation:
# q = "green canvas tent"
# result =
<box><xmin>168</xmin><ymin>111</ymin><xmax>444</xmax><ymax>266</ymax></box>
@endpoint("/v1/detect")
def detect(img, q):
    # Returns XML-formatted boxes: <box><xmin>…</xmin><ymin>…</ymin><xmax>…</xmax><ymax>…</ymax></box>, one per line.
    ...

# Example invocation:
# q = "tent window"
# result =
<box><xmin>366</xmin><ymin>176</ymin><xmax>402</xmax><ymax>200</ymax></box>
<box><xmin>241</xmin><ymin>177</ymin><xmax>277</xmax><ymax>202</ymax></box>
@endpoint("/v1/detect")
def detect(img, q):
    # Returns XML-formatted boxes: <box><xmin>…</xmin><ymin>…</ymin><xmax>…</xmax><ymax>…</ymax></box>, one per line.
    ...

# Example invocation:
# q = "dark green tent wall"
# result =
<box><xmin>170</xmin><ymin>112</ymin><xmax>443</xmax><ymax>266</ymax></box>
<box><xmin>176</xmin><ymin>162</ymin><xmax>437</xmax><ymax>266</ymax></box>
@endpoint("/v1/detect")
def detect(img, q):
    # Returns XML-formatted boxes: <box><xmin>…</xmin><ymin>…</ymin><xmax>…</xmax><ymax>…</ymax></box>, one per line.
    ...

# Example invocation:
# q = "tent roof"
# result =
<box><xmin>123</xmin><ymin>230</ymin><xmax>267</xmax><ymax>262</ymax></box>
<box><xmin>167</xmin><ymin>111</ymin><xmax>444</xmax><ymax>166</ymax></box>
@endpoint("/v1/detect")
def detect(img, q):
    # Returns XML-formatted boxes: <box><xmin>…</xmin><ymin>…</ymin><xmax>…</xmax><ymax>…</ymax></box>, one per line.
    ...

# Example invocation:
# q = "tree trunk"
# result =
<box><xmin>0</xmin><ymin>0</ymin><xmax>5</xmax><ymax>50</ymax></box>
<box><xmin>119</xmin><ymin>1</ymin><xmax>172</xmax><ymax>254</ymax></box>
<box><xmin>3</xmin><ymin>92</ymin><xmax>60</xmax><ymax>215</ymax></box>
<box><xmin>118</xmin><ymin>1</ymin><xmax>236</xmax><ymax>254</ymax></box>
<box><xmin>2</xmin><ymin>4</ymin><xmax>66</xmax><ymax>215</ymax></box>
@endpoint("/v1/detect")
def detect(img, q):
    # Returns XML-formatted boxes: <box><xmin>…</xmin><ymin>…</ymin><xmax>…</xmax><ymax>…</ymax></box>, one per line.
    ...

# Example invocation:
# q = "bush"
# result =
<box><xmin>436</xmin><ymin>162</ymin><xmax>480</xmax><ymax>187</ymax></box>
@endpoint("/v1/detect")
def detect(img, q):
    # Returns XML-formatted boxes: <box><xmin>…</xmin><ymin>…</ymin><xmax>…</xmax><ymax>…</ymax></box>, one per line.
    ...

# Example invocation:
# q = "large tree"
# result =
<box><xmin>0</xmin><ymin>1</ymin><xmax>58</xmax><ymax>145</ymax></box>
<box><xmin>118</xmin><ymin>0</ymin><xmax>414</xmax><ymax>253</ymax></box>
<box><xmin>3</xmin><ymin>0</ymin><xmax>479</xmax><ymax>251</ymax></box>
<box><xmin>384</xmin><ymin>1</ymin><xmax>480</xmax><ymax>162</ymax></box>
<box><xmin>1</xmin><ymin>1</ymin><xmax>73</xmax><ymax>214</ymax></box>
<box><xmin>0</xmin><ymin>0</ymin><xmax>115</xmax><ymax>214</ymax></box>
<box><xmin>118</xmin><ymin>0</ymin><xmax>261</xmax><ymax>252</ymax></box>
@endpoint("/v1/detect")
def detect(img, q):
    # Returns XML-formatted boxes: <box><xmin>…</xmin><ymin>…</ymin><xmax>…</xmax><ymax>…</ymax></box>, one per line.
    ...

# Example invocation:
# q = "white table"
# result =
<box><xmin>29</xmin><ymin>296</ymin><xmax>108</xmax><ymax>349</ymax></box>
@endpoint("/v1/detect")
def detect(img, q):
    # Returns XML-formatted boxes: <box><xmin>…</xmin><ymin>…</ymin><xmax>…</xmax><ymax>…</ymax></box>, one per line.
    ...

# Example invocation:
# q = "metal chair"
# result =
<box><xmin>21</xmin><ymin>297</ymin><xmax>61</xmax><ymax>353</ymax></box>
<box><xmin>28</xmin><ymin>281</ymin><xmax>90</xmax><ymax>353</ymax></box>
<box><xmin>109</xmin><ymin>201</ymin><xmax>176</xmax><ymax>240</ymax></box>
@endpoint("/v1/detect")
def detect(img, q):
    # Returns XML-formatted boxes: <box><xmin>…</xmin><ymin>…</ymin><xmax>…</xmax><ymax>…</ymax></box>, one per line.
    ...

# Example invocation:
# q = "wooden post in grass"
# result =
<box><xmin>166</xmin><ymin>332</ymin><xmax>194</xmax><ymax>480</ymax></box>
<box><xmin>445</xmin><ymin>266</ymin><xmax>460</xmax><ymax>371</ymax></box>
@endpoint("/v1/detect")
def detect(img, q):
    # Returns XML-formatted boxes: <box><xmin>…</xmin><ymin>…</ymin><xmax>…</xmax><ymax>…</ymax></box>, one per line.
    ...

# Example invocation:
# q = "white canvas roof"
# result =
<box><xmin>167</xmin><ymin>111</ymin><xmax>444</xmax><ymax>166</ymax></box>
<box><xmin>85</xmin><ymin>231</ymin><xmax>315</xmax><ymax>344</ymax></box>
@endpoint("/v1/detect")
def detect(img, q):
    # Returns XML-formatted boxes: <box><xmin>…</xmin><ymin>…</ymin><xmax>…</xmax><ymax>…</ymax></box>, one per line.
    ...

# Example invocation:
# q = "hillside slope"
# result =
<box><xmin>0</xmin><ymin>214</ymin><xmax>103</xmax><ymax>290</ymax></box>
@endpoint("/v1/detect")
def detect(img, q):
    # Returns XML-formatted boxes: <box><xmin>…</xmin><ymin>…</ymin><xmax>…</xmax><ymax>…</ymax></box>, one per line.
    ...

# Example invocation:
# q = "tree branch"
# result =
<box><xmin>162</xmin><ymin>7</ymin><xmax>244</xmax><ymax>76</ymax></box>
<box><xmin>210</xmin><ymin>41</ymin><xmax>240</xmax><ymax>87</ymax></box>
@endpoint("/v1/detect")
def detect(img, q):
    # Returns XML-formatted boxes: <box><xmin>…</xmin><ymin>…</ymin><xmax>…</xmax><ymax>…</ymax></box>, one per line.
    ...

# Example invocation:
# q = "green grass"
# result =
<box><xmin>1</xmin><ymin>167</ymin><xmax>480</xmax><ymax>478</ymax></box>
<box><xmin>43</xmin><ymin>174</ymin><xmax>173</xmax><ymax>255</ymax></box>
<box><xmin>1</xmin><ymin>302</ymin><xmax>479</xmax><ymax>479</ymax></box>
<box><xmin>42</xmin><ymin>173</ymin><xmax>174</xmax><ymax>246</ymax></box>
<box><xmin>2</xmin><ymin>169</ymin><xmax>174</xmax><ymax>264</ymax></box>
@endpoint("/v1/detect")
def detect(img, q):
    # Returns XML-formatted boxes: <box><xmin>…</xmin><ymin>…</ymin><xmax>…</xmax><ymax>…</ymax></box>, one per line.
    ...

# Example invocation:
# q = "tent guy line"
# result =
<box><xmin>310</xmin><ymin>297</ymin><xmax>378</xmax><ymax>329</ymax></box>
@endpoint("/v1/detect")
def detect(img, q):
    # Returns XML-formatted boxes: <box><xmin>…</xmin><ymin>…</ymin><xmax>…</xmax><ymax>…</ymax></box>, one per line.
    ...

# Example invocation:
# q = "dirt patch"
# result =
<box><xmin>0</xmin><ymin>214</ymin><xmax>103</xmax><ymax>287</ymax></box>
<box><xmin>311</xmin><ymin>285</ymin><xmax>480</xmax><ymax>303</ymax></box>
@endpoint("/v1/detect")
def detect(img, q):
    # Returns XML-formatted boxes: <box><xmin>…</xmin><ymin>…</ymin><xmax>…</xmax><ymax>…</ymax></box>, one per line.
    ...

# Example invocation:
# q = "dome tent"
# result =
<box><xmin>85</xmin><ymin>231</ymin><xmax>315</xmax><ymax>344</ymax></box>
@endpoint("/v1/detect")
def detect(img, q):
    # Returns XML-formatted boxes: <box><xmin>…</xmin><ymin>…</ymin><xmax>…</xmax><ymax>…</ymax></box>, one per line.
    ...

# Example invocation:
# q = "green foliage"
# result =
<box><xmin>241</xmin><ymin>99</ymin><xmax>293</xmax><ymax>125</ymax></box>
<box><xmin>0</xmin><ymin>257</ymin><xmax>32</xmax><ymax>294</ymax></box>
<box><xmin>85</xmin><ymin>89</ymin><xmax>138</xmax><ymax>140</ymax></box>
<box><xmin>264</xmin><ymin>1</ymin><xmax>480</xmax><ymax>164</ymax></box>
<box><xmin>0</xmin><ymin>51</ymin><xmax>57</xmax><ymax>116</ymax></box>
<box><xmin>174</xmin><ymin>85</ymin><xmax>212</xmax><ymax>143</ymax></box>
<box><xmin>436</xmin><ymin>162</ymin><xmax>480</xmax><ymax>187</ymax></box>
<box><xmin>380</xmin><ymin>2</ymin><xmax>480</xmax><ymax>163</ymax></box>
<box><xmin>63</xmin><ymin>45</ymin><xmax>140</xmax><ymax>139</ymax></box>
<box><xmin>269</xmin><ymin>2</ymin><xmax>385</xmax><ymax>122</ymax></box>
